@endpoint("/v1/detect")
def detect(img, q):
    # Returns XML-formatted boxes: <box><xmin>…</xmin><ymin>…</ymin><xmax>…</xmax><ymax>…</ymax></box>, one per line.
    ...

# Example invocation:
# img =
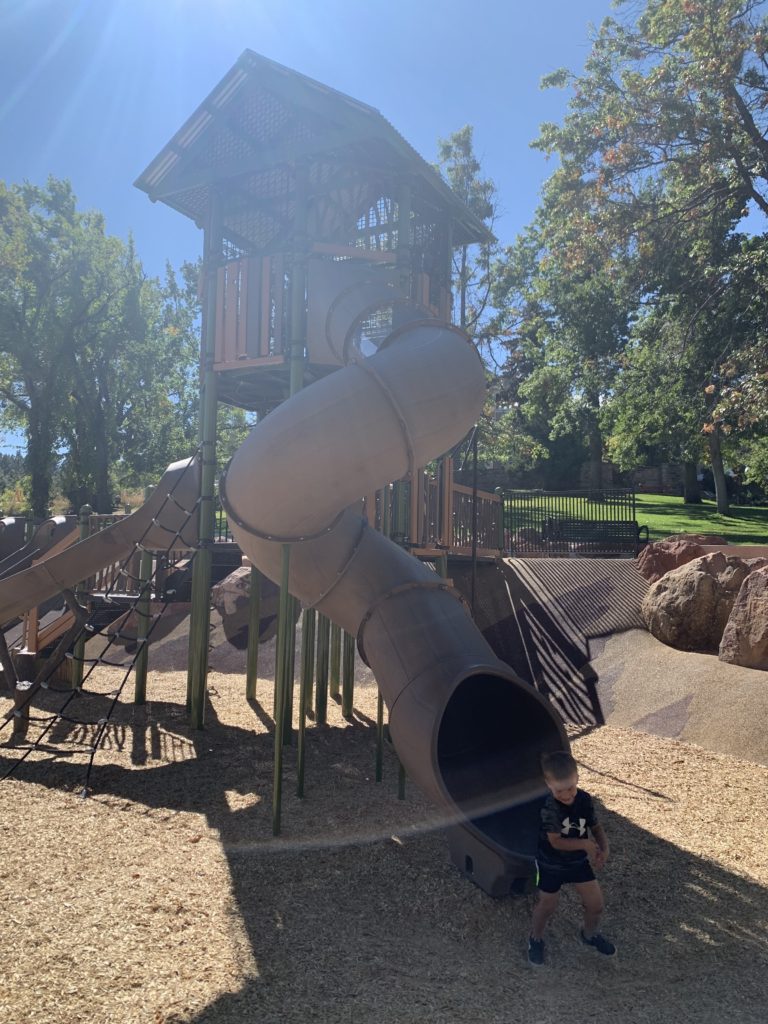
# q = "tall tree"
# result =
<box><xmin>0</xmin><ymin>178</ymin><xmax>200</xmax><ymax>514</ymax></box>
<box><xmin>436</xmin><ymin>126</ymin><xmax>499</xmax><ymax>342</ymax></box>
<box><xmin>525</xmin><ymin>0</ymin><xmax>768</xmax><ymax>509</ymax></box>
<box><xmin>0</xmin><ymin>178</ymin><xmax>74</xmax><ymax>515</ymax></box>
<box><xmin>492</xmin><ymin>178</ymin><xmax>637</xmax><ymax>489</ymax></box>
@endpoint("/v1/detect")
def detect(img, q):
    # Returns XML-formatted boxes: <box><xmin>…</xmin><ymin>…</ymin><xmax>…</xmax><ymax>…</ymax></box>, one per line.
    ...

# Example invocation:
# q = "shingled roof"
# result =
<box><xmin>134</xmin><ymin>50</ymin><xmax>492</xmax><ymax>253</ymax></box>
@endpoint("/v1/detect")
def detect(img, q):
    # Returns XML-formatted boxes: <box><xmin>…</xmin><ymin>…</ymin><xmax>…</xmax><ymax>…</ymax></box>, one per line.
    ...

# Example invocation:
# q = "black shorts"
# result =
<box><xmin>536</xmin><ymin>859</ymin><xmax>595</xmax><ymax>893</ymax></box>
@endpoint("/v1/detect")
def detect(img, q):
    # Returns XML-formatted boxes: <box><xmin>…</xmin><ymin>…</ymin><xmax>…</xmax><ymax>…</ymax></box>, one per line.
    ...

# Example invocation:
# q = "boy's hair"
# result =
<box><xmin>541</xmin><ymin>750</ymin><xmax>578</xmax><ymax>780</ymax></box>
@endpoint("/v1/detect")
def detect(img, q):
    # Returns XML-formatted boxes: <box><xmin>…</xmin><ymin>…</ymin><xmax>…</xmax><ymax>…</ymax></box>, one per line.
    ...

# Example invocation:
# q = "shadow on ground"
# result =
<box><xmin>2</xmin><ymin>686</ymin><xmax>766</xmax><ymax>1024</ymax></box>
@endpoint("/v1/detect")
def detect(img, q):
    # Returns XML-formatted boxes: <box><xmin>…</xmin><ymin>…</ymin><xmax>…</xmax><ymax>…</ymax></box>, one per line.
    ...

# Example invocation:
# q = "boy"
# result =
<box><xmin>527</xmin><ymin>750</ymin><xmax>615</xmax><ymax>966</ymax></box>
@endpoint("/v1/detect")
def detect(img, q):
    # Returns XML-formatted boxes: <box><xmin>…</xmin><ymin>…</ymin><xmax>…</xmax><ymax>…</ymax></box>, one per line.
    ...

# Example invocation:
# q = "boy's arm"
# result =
<box><xmin>545</xmin><ymin>833</ymin><xmax>599</xmax><ymax>857</ymax></box>
<box><xmin>590</xmin><ymin>823</ymin><xmax>609</xmax><ymax>866</ymax></box>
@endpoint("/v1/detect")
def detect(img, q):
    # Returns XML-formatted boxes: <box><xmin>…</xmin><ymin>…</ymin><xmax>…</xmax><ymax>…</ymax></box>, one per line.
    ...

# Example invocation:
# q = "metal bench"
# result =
<box><xmin>542</xmin><ymin>517</ymin><xmax>649</xmax><ymax>557</ymax></box>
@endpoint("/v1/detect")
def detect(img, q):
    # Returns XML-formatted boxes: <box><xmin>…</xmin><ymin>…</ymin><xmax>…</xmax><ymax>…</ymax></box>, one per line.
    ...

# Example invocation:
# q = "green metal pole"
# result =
<box><xmin>301</xmin><ymin>608</ymin><xmax>316</xmax><ymax>714</ymax></box>
<box><xmin>283</xmin><ymin>595</ymin><xmax>297</xmax><ymax>746</ymax></box>
<box><xmin>186</xmin><ymin>190</ymin><xmax>222</xmax><ymax>729</ymax></box>
<box><xmin>375</xmin><ymin>691</ymin><xmax>384</xmax><ymax>782</ymax></box>
<box><xmin>134</xmin><ymin>487</ymin><xmax>154</xmax><ymax>704</ymax></box>
<box><xmin>495</xmin><ymin>486</ymin><xmax>505</xmax><ymax>552</ymax></box>
<box><xmin>133</xmin><ymin>545</ymin><xmax>153</xmax><ymax>704</ymax></box>
<box><xmin>277</xmin><ymin>161</ymin><xmax>309</xmax><ymax>748</ymax></box>
<box><xmin>314</xmin><ymin>613</ymin><xmax>330</xmax><ymax>725</ymax></box>
<box><xmin>71</xmin><ymin>503</ymin><xmax>91</xmax><ymax>690</ymax></box>
<box><xmin>245</xmin><ymin>563</ymin><xmax>262</xmax><ymax>700</ymax></box>
<box><xmin>392</xmin><ymin>480</ymin><xmax>405</xmax><ymax>545</ymax></box>
<box><xmin>381</xmin><ymin>484</ymin><xmax>391</xmax><ymax>538</ymax></box>
<box><xmin>272</xmin><ymin>544</ymin><xmax>291</xmax><ymax>835</ymax></box>
<box><xmin>398</xmin><ymin>762</ymin><xmax>407</xmax><ymax>800</ymax></box>
<box><xmin>296</xmin><ymin>607</ymin><xmax>316</xmax><ymax>797</ymax></box>
<box><xmin>329</xmin><ymin>621</ymin><xmax>341</xmax><ymax>699</ymax></box>
<box><xmin>341</xmin><ymin>629</ymin><xmax>355</xmax><ymax>720</ymax></box>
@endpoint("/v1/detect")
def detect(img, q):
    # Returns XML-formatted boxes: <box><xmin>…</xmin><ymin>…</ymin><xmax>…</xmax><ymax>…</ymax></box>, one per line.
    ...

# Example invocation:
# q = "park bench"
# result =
<box><xmin>542</xmin><ymin>517</ymin><xmax>649</xmax><ymax>557</ymax></box>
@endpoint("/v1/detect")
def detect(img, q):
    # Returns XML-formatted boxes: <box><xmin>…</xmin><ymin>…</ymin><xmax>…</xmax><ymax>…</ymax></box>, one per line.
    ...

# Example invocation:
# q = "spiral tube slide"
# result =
<box><xmin>222</xmin><ymin>287</ymin><xmax>568</xmax><ymax>880</ymax></box>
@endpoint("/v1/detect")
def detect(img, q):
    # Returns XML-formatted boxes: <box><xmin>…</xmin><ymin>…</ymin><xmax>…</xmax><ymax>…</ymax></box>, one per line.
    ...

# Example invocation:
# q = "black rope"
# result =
<box><xmin>0</xmin><ymin>452</ymin><xmax>202</xmax><ymax>787</ymax></box>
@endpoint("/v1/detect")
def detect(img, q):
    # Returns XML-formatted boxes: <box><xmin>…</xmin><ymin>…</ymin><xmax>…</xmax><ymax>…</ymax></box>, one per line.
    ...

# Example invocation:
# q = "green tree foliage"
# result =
<box><xmin>535</xmin><ymin>0</ymin><xmax>768</xmax><ymax>232</ymax></box>
<box><xmin>0</xmin><ymin>178</ymin><xmax>200</xmax><ymax>514</ymax></box>
<box><xmin>436</xmin><ymin>126</ymin><xmax>499</xmax><ymax>342</ymax></box>
<box><xmin>499</xmin><ymin>0</ymin><xmax>768</xmax><ymax>504</ymax></box>
<box><xmin>492</xmin><ymin>186</ymin><xmax>637</xmax><ymax>489</ymax></box>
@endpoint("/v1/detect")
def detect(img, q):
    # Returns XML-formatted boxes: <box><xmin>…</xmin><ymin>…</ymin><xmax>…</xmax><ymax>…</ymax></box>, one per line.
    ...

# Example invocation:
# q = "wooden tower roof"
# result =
<box><xmin>134</xmin><ymin>50</ymin><xmax>492</xmax><ymax>253</ymax></box>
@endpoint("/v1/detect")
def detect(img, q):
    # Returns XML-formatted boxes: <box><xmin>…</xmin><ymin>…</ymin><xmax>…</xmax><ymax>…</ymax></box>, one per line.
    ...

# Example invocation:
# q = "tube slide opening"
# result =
<box><xmin>437</xmin><ymin>673</ymin><xmax>564</xmax><ymax>854</ymax></box>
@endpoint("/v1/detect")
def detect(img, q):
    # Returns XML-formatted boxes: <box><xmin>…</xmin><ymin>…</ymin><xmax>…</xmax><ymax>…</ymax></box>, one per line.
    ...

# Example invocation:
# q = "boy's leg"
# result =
<box><xmin>530</xmin><ymin>890</ymin><xmax>559</xmax><ymax>940</ymax></box>
<box><xmin>573</xmin><ymin>879</ymin><xmax>604</xmax><ymax>937</ymax></box>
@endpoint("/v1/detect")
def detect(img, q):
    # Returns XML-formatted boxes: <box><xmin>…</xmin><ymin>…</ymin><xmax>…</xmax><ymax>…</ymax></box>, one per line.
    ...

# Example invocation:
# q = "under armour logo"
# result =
<box><xmin>562</xmin><ymin>817</ymin><xmax>586</xmax><ymax>837</ymax></box>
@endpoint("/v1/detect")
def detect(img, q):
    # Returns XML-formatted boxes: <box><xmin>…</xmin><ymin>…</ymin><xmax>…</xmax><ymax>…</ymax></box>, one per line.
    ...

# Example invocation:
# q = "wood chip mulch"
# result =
<box><xmin>1</xmin><ymin>642</ymin><xmax>767</xmax><ymax>1024</ymax></box>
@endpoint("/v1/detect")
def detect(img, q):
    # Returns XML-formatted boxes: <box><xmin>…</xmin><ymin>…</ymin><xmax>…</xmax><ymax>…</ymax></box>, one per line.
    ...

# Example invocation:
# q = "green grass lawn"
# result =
<box><xmin>636</xmin><ymin>493</ymin><xmax>768</xmax><ymax>544</ymax></box>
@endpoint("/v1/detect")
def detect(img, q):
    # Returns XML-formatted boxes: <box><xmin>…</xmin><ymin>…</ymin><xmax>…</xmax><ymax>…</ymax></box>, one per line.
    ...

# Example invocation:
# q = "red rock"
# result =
<box><xmin>719</xmin><ymin>565</ymin><xmax>768</xmax><ymax>669</ymax></box>
<box><xmin>661</xmin><ymin>533</ymin><xmax>728</xmax><ymax>545</ymax></box>
<box><xmin>211</xmin><ymin>566</ymin><xmax>286</xmax><ymax>647</ymax></box>
<box><xmin>641</xmin><ymin>551</ymin><xmax>754</xmax><ymax>652</ymax></box>
<box><xmin>636</xmin><ymin>538</ymin><xmax>709</xmax><ymax>584</ymax></box>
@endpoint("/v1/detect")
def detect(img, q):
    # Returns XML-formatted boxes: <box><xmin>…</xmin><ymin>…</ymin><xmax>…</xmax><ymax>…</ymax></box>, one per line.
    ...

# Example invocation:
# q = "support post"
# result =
<box><xmin>375</xmin><ymin>691</ymin><xmax>384</xmax><ymax>782</ymax></box>
<box><xmin>278</xmin><ymin>161</ymin><xmax>309</xmax><ymax>748</ymax></box>
<box><xmin>329</xmin><ymin>622</ymin><xmax>341</xmax><ymax>699</ymax></box>
<box><xmin>71</xmin><ymin>503</ymin><xmax>92</xmax><ymax>690</ymax></box>
<box><xmin>495</xmin><ymin>487</ymin><xmax>505</xmax><ymax>552</ymax></box>
<box><xmin>186</xmin><ymin>190</ymin><xmax>223</xmax><ymax>729</ymax></box>
<box><xmin>245</xmin><ymin>562</ymin><xmax>262</xmax><ymax>700</ymax></box>
<box><xmin>341</xmin><ymin>629</ymin><xmax>355</xmax><ymax>720</ymax></box>
<box><xmin>134</xmin><ymin>486</ymin><xmax>154</xmax><ymax>705</ymax></box>
<box><xmin>296</xmin><ymin>606</ymin><xmax>315</xmax><ymax>797</ymax></box>
<box><xmin>283</xmin><ymin>595</ymin><xmax>297</xmax><ymax>746</ymax></box>
<box><xmin>314</xmin><ymin>613</ymin><xmax>330</xmax><ymax>724</ymax></box>
<box><xmin>272</xmin><ymin>544</ymin><xmax>291</xmax><ymax>835</ymax></box>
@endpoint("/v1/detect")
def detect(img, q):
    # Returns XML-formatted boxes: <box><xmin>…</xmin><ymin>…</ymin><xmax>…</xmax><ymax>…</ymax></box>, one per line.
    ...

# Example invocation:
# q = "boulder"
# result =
<box><xmin>641</xmin><ymin>551</ymin><xmax>755</xmax><ymax>652</ymax></box>
<box><xmin>719</xmin><ymin>565</ymin><xmax>768</xmax><ymax>669</ymax></box>
<box><xmin>636</xmin><ymin>538</ymin><xmax>710</xmax><ymax>584</ymax></box>
<box><xmin>661</xmin><ymin>533</ymin><xmax>729</xmax><ymax>545</ymax></box>
<box><xmin>211</xmin><ymin>566</ymin><xmax>287</xmax><ymax>648</ymax></box>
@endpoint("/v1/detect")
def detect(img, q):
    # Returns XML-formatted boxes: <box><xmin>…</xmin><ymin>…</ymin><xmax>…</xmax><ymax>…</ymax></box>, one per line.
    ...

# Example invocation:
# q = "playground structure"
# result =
<box><xmin>0</xmin><ymin>52</ymin><xmax>581</xmax><ymax>890</ymax></box>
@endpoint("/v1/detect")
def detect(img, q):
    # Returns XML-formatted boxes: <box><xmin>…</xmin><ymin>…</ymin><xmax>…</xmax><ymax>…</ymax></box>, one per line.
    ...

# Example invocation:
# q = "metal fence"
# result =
<box><xmin>502</xmin><ymin>488</ymin><xmax>640</xmax><ymax>558</ymax></box>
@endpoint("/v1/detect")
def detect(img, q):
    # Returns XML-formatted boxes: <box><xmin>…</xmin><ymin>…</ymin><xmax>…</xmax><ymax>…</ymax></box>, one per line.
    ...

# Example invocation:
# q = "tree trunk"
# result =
<box><xmin>707</xmin><ymin>429</ymin><xmax>729</xmax><ymax>514</ymax></box>
<box><xmin>26</xmin><ymin>405</ymin><xmax>54</xmax><ymax>519</ymax></box>
<box><xmin>588</xmin><ymin>422</ymin><xmax>603</xmax><ymax>491</ymax></box>
<box><xmin>682</xmin><ymin>461</ymin><xmax>701</xmax><ymax>504</ymax></box>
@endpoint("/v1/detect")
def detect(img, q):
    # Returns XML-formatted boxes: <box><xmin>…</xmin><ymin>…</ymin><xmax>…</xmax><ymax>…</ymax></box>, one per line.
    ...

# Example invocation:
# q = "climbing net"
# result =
<box><xmin>0</xmin><ymin>457</ymin><xmax>201</xmax><ymax>795</ymax></box>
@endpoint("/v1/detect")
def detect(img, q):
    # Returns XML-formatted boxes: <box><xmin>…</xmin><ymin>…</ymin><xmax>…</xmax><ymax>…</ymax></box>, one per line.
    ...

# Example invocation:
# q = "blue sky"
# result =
<box><xmin>1</xmin><ymin>0</ymin><xmax>616</xmax><ymax>278</ymax></box>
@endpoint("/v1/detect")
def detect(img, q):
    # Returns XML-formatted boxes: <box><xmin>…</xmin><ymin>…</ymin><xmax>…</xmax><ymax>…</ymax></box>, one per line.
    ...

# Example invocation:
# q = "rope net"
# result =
<box><xmin>0</xmin><ymin>457</ymin><xmax>202</xmax><ymax>795</ymax></box>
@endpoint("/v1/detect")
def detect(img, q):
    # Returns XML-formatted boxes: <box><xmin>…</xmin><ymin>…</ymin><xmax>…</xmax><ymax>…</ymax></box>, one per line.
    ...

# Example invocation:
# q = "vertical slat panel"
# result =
<box><xmin>272</xmin><ymin>254</ymin><xmax>284</xmax><ymax>355</ymax></box>
<box><xmin>245</xmin><ymin>257</ymin><xmax>262</xmax><ymax>358</ymax></box>
<box><xmin>223</xmin><ymin>264</ymin><xmax>239</xmax><ymax>364</ymax></box>
<box><xmin>214</xmin><ymin>265</ymin><xmax>226</xmax><ymax>363</ymax></box>
<box><xmin>441</xmin><ymin>455</ymin><xmax>453</xmax><ymax>548</ymax></box>
<box><xmin>236</xmin><ymin>258</ymin><xmax>248</xmax><ymax>359</ymax></box>
<box><xmin>260</xmin><ymin>256</ymin><xmax>272</xmax><ymax>356</ymax></box>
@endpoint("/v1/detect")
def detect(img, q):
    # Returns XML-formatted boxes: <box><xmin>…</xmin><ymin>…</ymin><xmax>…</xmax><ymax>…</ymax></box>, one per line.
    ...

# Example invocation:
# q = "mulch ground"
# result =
<box><xmin>1</xmin><ymin>631</ymin><xmax>767</xmax><ymax>1024</ymax></box>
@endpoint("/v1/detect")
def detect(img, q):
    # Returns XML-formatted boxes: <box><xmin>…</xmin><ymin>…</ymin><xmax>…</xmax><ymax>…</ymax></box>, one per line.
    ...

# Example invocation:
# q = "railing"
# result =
<box><xmin>18</xmin><ymin>510</ymin><xmax>193</xmax><ymax>655</ymax></box>
<box><xmin>213</xmin><ymin>459</ymin><xmax>503</xmax><ymax>558</ymax></box>
<box><xmin>360</xmin><ymin>464</ymin><xmax>503</xmax><ymax>557</ymax></box>
<box><xmin>502</xmin><ymin>488</ymin><xmax>640</xmax><ymax>558</ymax></box>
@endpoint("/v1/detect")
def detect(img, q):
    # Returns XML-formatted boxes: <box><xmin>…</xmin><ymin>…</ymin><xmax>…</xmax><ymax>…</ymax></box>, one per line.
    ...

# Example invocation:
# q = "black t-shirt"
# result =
<box><xmin>537</xmin><ymin>788</ymin><xmax>598</xmax><ymax>867</ymax></box>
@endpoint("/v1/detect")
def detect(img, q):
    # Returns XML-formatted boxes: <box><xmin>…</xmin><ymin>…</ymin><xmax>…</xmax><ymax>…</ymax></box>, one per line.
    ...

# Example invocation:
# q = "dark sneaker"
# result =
<box><xmin>528</xmin><ymin>937</ymin><xmax>545</xmax><ymax>966</ymax></box>
<box><xmin>581</xmin><ymin>930</ymin><xmax>616</xmax><ymax>956</ymax></box>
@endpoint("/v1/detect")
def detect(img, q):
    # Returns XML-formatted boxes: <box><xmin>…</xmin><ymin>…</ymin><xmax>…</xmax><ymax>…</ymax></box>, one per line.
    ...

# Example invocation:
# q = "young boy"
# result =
<box><xmin>527</xmin><ymin>750</ymin><xmax>615</xmax><ymax>966</ymax></box>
